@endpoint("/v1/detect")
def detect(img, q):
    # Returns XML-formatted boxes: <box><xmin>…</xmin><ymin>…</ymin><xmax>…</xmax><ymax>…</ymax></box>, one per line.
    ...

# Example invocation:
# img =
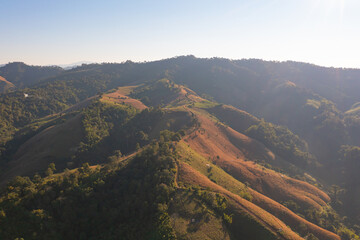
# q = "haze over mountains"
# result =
<box><xmin>57</xmin><ymin>61</ymin><xmax>95</xmax><ymax>70</ymax></box>
<box><xmin>0</xmin><ymin>56</ymin><xmax>359</xmax><ymax>240</ymax></box>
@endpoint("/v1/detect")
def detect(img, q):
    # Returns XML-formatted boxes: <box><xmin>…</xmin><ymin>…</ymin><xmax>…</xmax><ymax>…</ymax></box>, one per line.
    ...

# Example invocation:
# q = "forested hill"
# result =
<box><xmin>0</xmin><ymin>62</ymin><xmax>64</xmax><ymax>91</ymax></box>
<box><xmin>0</xmin><ymin>56</ymin><xmax>360</xmax><ymax>239</ymax></box>
<box><xmin>2</xmin><ymin>57</ymin><xmax>360</xmax><ymax>160</ymax></box>
<box><xmin>3</xmin><ymin>56</ymin><xmax>360</xmax><ymax>109</ymax></box>
<box><xmin>3</xmin><ymin>57</ymin><xmax>360</xmax><ymax>106</ymax></box>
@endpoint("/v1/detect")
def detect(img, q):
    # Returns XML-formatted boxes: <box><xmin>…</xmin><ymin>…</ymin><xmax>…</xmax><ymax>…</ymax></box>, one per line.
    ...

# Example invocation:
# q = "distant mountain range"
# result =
<box><xmin>57</xmin><ymin>61</ymin><xmax>95</xmax><ymax>70</ymax></box>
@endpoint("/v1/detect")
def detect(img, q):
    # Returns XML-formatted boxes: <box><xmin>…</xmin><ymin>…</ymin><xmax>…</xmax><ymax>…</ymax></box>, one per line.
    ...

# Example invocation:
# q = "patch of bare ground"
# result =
<box><xmin>101</xmin><ymin>90</ymin><xmax>147</xmax><ymax>110</ymax></box>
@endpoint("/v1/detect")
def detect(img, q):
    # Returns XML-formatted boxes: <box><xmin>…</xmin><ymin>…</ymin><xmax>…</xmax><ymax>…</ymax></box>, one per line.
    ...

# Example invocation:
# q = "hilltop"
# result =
<box><xmin>0</xmin><ymin>62</ymin><xmax>63</xmax><ymax>90</ymax></box>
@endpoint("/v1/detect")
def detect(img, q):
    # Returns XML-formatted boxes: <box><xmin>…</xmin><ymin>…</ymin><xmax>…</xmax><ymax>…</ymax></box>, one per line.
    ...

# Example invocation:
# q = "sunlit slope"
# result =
<box><xmin>178</xmin><ymin>161</ymin><xmax>302</xmax><ymax>240</ymax></box>
<box><xmin>248</xmin><ymin>189</ymin><xmax>340</xmax><ymax>240</ymax></box>
<box><xmin>183</xmin><ymin>108</ymin><xmax>330</xmax><ymax>209</ymax></box>
<box><xmin>176</xmin><ymin>139</ymin><xmax>340</xmax><ymax>240</ymax></box>
<box><xmin>101</xmin><ymin>87</ymin><xmax>148</xmax><ymax>110</ymax></box>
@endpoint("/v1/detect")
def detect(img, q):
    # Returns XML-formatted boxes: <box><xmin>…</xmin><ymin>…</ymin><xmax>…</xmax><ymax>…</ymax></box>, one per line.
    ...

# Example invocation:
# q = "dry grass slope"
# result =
<box><xmin>248</xmin><ymin>189</ymin><xmax>340</xmax><ymax>240</ymax></box>
<box><xmin>101</xmin><ymin>88</ymin><xmax>148</xmax><ymax>110</ymax></box>
<box><xmin>184</xmin><ymin>109</ymin><xmax>329</xmax><ymax>209</ymax></box>
<box><xmin>178</xmin><ymin>161</ymin><xmax>302</xmax><ymax>240</ymax></box>
<box><xmin>178</xmin><ymin>136</ymin><xmax>339</xmax><ymax>240</ymax></box>
<box><xmin>181</xmin><ymin>108</ymin><xmax>340</xmax><ymax>239</ymax></box>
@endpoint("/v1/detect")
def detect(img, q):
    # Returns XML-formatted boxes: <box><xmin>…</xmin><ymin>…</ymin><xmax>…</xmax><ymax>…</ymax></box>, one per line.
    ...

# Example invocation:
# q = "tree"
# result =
<box><xmin>306</xmin><ymin>233</ymin><xmax>319</xmax><ymax>240</ymax></box>
<box><xmin>48</xmin><ymin>163</ymin><xmax>56</xmax><ymax>172</ymax></box>
<box><xmin>45</xmin><ymin>163</ymin><xmax>56</xmax><ymax>176</ymax></box>
<box><xmin>79</xmin><ymin>163</ymin><xmax>91</xmax><ymax>175</ymax></box>
<box><xmin>135</xmin><ymin>143</ymin><xmax>140</xmax><ymax>151</ymax></box>
<box><xmin>114</xmin><ymin>150</ymin><xmax>122</xmax><ymax>157</ymax></box>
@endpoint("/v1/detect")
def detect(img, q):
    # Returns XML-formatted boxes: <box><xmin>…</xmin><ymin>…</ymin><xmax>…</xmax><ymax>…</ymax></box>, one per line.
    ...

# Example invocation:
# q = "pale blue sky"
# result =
<box><xmin>1</xmin><ymin>0</ymin><xmax>359</xmax><ymax>67</ymax></box>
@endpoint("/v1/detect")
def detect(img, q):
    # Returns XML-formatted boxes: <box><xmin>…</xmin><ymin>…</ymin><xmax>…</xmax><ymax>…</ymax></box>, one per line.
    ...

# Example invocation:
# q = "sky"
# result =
<box><xmin>1</xmin><ymin>0</ymin><xmax>360</xmax><ymax>68</ymax></box>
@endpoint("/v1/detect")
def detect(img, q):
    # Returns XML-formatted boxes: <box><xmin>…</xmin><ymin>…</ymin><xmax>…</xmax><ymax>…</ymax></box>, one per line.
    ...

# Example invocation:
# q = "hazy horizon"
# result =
<box><xmin>2</xmin><ymin>56</ymin><xmax>360</xmax><ymax>70</ymax></box>
<box><xmin>1</xmin><ymin>0</ymin><xmax>360</xmax><ymax>68</ymax></box>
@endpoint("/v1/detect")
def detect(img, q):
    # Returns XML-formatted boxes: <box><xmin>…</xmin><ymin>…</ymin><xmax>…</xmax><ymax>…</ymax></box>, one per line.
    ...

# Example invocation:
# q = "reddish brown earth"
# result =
<box><xmin>0</xmin><ymin>76</ymin><xmax>14</xmax><ymax>86</ymax></box>
<box><xmin>248</xmin><ymin>188</ymin><xmax>340</xmax><ymax>240</ymax></box>
<box><xmin>178</xmin><ymin>161</ymin><xmax>303</xmax><ymax>240</ymax></box>
<box><xmin>180</xmin><ymin>108</ymin><xmax>340</xmax><ymax>239</ymax></box>
<box><xmin>184</xmin><ymin>109</ymin><xmax>330</xmax><ymax>209</ymax></box>
<box><xmin>102</xmin><ymin>90</ymin><xmax>148</xmax><ymax>110</ymax></box>
<box><xmin>0</xmin><ymin>75</ymin><xmax>15</xmax><ymax>92</ymax></box>
<box><xmin>179</xmin><ymin>159</ymin><xmax>340</xmax><ymax>240</ymax></box>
